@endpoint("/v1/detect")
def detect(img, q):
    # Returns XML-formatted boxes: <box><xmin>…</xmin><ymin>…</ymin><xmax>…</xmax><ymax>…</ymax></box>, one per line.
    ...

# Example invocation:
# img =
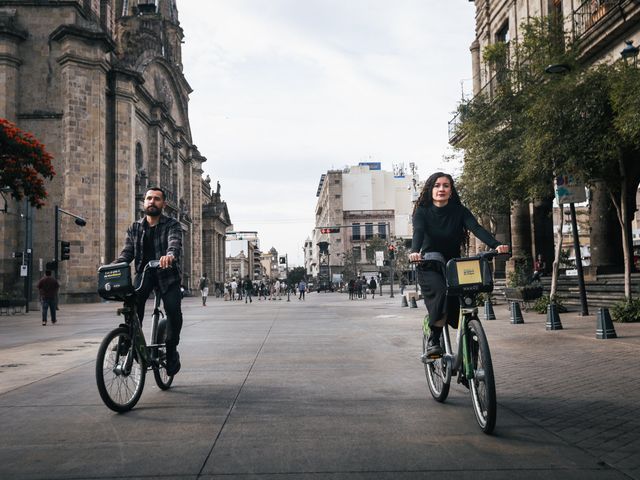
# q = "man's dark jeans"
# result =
<box><xmin>135</xmin><ymin>271</ymin><xmax>183</xmax><ymax>349</ymax></box>
<box><xmin>41</xmin><ymin>298</ymin><xmax>57</xmax><ymax>323</ymax></box>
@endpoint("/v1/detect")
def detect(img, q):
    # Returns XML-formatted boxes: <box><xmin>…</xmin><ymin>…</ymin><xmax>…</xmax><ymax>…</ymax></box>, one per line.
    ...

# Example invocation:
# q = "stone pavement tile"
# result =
<box><xmin>482</xmin><ymin>306</ymin><xmax>640</xmax><ymax>479</ymax></box>
<box><xmin>0</xmin><ymin>404</ymin><xmax>222</xmax><ymax>479</ymax></box>
<box><xmin>200</xmin><ymin>398</ymin><xmax>612</xmax><ymax>478</ymax></box>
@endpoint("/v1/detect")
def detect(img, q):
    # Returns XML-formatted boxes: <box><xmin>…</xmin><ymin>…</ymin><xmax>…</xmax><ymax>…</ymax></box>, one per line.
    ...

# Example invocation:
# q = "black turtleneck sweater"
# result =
<box><xmin>411</xmin><ymin>202</ymin><xmax>500</xmax><ymax>261</ymax></box>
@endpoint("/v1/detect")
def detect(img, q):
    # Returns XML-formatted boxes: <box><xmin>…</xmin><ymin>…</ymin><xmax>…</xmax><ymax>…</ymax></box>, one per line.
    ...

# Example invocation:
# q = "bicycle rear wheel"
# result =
<box><xmin>467</xmin><ymin>319</ymin><xmax>497</xmax><ymax>434</ymax></box>
<box><xmin>423</xmin><ymin>333</ymin><xmax>450</xmax><ymax>402</ymax></box>
<box><xmin>96</xmin><ymin>326</ymin><xmax>146</xmax><ymax>412</ymax></box>
<box><xmin>152</xmin><ymin>317</ymin><xmax>174</xmax><ymax>390</ymax></box>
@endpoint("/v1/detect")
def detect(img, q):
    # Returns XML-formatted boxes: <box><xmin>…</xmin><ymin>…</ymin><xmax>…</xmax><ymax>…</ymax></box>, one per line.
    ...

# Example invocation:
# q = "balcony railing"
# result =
<box><xmin>573</xmin><ymin>0</ymin><xmax>616</xmax><ymax>39</ymax></box>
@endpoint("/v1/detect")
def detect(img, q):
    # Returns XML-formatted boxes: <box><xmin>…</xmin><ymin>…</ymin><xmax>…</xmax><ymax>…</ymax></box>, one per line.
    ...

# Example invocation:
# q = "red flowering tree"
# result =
<box><xmin>0</xmin><ymin>118</ymin><xmax>55</xmax><ymax>208</ymax></box>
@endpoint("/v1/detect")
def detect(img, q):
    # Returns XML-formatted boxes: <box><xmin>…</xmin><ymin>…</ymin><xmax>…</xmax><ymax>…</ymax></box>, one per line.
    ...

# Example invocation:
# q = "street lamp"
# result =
<box><xmin>52</xmin><ymin>205</ymin><xmax>87</xmax><ymax>278</ymax></box>
<box><xmin>620</xmin><ymin>40</ymin><xmax>639</xmax><ymax>67</ymax></box>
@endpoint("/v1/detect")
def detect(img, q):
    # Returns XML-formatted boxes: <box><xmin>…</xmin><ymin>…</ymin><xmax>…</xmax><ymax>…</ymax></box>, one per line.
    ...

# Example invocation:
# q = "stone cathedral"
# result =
<box><xmin>0</xmin><ymin>0</ymin><xmax>231</xmax><ymax>303</ymax></box>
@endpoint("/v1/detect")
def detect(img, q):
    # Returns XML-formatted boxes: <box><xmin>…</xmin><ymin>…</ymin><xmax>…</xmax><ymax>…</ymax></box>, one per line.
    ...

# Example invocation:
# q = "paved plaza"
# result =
<box><xmin>0</xmin><ymin>291</ymin><xmax>638</xmax><ymax>479</ymax></box>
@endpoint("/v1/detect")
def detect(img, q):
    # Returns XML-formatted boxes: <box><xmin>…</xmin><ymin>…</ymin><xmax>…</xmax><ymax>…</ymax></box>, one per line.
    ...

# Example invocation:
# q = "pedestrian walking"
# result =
<box><xmin>275</xmin><ymin>279</ymin><xmax>282</xmax><ymax>300</ymax></box>
<box><xmin>231</xmin><ymin>279</ymin><xmax>238</xmax><ymax>301</ymax></box>
<box><xmin>199</xmin><ymin>273</ymin><xmax>209</xmax><ymax>306</ymax></box>
<box><xmin>298</xmin><ymin>279</ymin><xmax>306</xmax><ymax>300</ymax></box>
<box><xmin>37</xmin><ymin>270</ymin><xmax>59</xmax><ymax>325</ymax></box>
<box><xmin>369</xmin><ymin>276</ymin><xmax>377</xmax><ymax>299</ymax></box>
<box><xmin>348</xmin><ymin>278</ymin><xmax>355</xmax><ymax>300</ymax></box>
<box><xmin>244</xmin><ymin>276</ymin><xmax>253</xmax><ymax>303</ymax></box>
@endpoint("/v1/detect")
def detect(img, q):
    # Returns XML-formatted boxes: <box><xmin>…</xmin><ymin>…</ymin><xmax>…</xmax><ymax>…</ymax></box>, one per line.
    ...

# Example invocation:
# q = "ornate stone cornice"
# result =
<box><xmin>49</xmin><ymin>24</ymin><xmax>115</xmax><ymax>52</ymax></box>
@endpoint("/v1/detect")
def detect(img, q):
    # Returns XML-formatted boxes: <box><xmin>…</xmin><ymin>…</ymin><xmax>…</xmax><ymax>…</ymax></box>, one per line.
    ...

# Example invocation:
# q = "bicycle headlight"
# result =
<box><xmin>463</xmin><ymin>296</ymin><xmax>474</xmax><ymax>306</ymax></box>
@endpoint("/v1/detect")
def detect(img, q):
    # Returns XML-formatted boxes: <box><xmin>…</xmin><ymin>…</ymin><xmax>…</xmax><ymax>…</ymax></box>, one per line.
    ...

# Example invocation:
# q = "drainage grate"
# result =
<box><xmin>57</xmin><ymin>348</ymin><xmax>78</xmax><ymax>352</ymax></box>
<box><xmin>41</xmin><ymin>353</ymin><xmax>63</xmax><ymax>356</ymax></box>
<box><xmin>0</xmin><ymin>363</ymin><xmax>26</xmax><ymax>368</ymax></box>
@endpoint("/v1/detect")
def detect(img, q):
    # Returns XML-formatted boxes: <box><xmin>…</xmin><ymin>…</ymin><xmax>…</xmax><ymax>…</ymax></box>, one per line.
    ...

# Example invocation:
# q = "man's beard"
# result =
<box><xmin>145</xmin><ymin>205</ymin><xmax>161</xmax><ymax>216</ymax></box>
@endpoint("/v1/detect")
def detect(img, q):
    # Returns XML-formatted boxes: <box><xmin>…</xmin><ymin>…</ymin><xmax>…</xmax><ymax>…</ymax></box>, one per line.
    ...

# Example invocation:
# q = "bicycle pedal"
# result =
<box><xmin>420</xmin><ymin>353</ymin><xmax>440</xmax><ymax>364</ymax></box>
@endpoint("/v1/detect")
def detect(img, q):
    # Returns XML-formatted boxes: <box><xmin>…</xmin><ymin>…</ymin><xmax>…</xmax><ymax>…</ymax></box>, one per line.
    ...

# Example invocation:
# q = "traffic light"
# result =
<box><xmin>320</xmin><ymin>227</ymin><xmax>340</xmax><ymax>234</ymax></box>
<box><xmin>388</xmin><ymin>244</ymin><xmax>396</xmax><ymax>260</ymax></box>
<box><xmin>279</xmin><ymin>256</ymin><xmax>286</xmax><ymax>264</ymax></box>
<box><xmin>60</xmin><ymin>241</ymin><xmax>71</xmax><ymax>261</ymax></box>
<box><xmin>318</xmin><ymin>241</ymin><xmax>329</xmax><ymax>253</ymax></box>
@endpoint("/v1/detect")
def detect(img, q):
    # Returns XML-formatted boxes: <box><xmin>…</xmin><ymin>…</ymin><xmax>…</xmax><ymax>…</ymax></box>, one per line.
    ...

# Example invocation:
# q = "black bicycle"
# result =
<box><xmin>418</xmin><ymin>250</ymin><xmax>507</xmax><ymax>434</ymax></box>
<box><xmin>96</xmin><ymin>261</ymin><xmax>173</xmax><ymax>412</ymax></box>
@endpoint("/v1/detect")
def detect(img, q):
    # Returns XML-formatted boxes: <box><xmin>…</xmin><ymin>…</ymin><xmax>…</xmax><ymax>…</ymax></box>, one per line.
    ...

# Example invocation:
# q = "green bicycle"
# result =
<box><xmin>419</xmin><ymin>250</ymin><xmax>507</xmax><ymax>434</ymax></box>
<box><xmin>95</xmin><ymin>260</ymin><xmax>173</xmax><ymax>412</ymax></box>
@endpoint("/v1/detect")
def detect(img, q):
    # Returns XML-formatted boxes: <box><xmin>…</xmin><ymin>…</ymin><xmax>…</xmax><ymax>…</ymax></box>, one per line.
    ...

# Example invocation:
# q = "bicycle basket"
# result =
<box><xmin>445</xmin><ymin>256</ymin><xmax>493</xmax><ymax>295</ymax></box>
<box><xmin>98</xmin><ymin>262</ymin><xmax>134</xmax><ymax>300</ymax></box>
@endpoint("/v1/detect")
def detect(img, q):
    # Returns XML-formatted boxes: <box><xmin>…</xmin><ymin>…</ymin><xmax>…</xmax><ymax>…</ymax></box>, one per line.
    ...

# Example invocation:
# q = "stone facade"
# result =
<box><xmin>0</xmin><ymin>0</ymin><xmax>230</xmax><ymax>302</ymax></box>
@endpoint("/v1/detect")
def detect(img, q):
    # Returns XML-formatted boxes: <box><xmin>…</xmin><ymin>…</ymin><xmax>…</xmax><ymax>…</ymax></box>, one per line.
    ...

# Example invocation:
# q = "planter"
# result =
<box><xmin>0</xmin><ymin>298</ymin><xmax>26</xmax><ymax>314</ymax></box>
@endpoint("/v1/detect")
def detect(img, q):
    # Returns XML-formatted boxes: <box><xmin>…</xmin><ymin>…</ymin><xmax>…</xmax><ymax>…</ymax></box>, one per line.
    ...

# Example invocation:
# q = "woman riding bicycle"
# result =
<box><xmin>408</xmin><ymin>172</ymin><xmax>509</xmax><ymax>358</ymax></box>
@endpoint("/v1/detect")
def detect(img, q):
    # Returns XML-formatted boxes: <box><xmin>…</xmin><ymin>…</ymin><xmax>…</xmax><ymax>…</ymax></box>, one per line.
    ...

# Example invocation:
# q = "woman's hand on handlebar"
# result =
<box><xmin>496</xmin><ymin>244</ymin><xmax>510</xmax><ymax>255</ymax></box>
<box><xmin>408</xmin><ymin>252</ymin><xmax>422</xmax><ymax>263</ymax></box>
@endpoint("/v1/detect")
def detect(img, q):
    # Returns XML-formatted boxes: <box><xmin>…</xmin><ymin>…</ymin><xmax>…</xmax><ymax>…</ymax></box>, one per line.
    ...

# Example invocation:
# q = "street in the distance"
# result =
<box><xmin>0</xmin><ymin>292</ymin><xmax>638</xmax><ymax>480</ymax></box>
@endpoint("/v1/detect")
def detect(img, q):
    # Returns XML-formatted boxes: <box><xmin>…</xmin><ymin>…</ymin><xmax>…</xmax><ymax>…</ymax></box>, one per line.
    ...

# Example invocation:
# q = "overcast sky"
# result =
<box><xmin>178</xmin><ymin>1</ymin><xmax>476</xmax><ymax>266</ymax></box>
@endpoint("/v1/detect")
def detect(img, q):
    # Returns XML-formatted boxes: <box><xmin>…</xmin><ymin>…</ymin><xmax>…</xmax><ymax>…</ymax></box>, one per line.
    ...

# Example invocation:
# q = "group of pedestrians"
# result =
<box><xmin>198</xmin><ymin>275</ymin><xmax>310</xmax><ymax>303</ymax></box>
<box><xmin>347</xmin><ymin>276</ymin><xmax>377</xmax><ymax>300</ymax></box>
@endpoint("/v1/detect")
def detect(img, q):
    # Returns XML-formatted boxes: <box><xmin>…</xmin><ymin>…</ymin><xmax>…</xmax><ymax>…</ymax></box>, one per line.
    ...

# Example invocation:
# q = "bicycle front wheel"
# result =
<box><xmin>467</xmin><ymin>319</ymin><xmax>497</xmax><ymax>434</ymax></box>
<box><xmin>152</xmin><ymin>318</ymin><xmax>174</xmax><ymax>390</ymax></box>
<box><xmin>423</xmin><ymin>333</ymin><xmax>450</xmax><ymax>402</ymax></box>
<box><xmin>96</xmin><ymin>326</ymin><xmax>146</xmax><ymax>412</ymax></box>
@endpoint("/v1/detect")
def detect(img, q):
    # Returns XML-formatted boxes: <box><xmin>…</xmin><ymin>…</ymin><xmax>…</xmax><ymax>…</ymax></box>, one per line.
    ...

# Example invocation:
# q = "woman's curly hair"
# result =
<box><xmin>413</xmin><ymin>172</ymin><xmax>461</xmax><ymax>214</ymax></box>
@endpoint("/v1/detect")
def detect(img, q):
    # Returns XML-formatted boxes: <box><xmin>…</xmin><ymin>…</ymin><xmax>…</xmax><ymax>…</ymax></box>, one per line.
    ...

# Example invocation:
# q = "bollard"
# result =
<box><xmin>545</xmin><ymin>303</ymin><xmax>563</xmax><ymax>330</ymax></box>
<box><xmin>510</xmin><ymin>301</ymin><xmax>524</xmax><ymax>324</ymax></box>
<box><xmin>596</xmin><ymin>307</ymin><xmax>617</xmax><ymax>339</ymax></box>
<box><xmin>401</xmin><ymin>295</ymin><xmax>408</xmax><ymax>307</ymax></box>
<box><xmin>409</xmin><ymin>296</ymin><xmax>418</xmax><ymax>308</ymax></box>
<box><xmin>484</xmin><ymin>299</ymin><xmax>496</xmax><ymax>320</ymax></box>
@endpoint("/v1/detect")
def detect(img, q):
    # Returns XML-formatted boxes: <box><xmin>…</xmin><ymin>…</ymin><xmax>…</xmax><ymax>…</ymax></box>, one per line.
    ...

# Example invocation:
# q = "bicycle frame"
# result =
<box><xmin>441</xmin><ymin>301</ymin><xmax>478</xmax><ymax>382</ymax></box>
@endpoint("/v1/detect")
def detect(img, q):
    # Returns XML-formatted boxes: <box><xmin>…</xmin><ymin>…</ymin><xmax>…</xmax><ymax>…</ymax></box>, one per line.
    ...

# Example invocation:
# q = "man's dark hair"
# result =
<box><xmin>147</xmin><ymin>186</ymin><xmax>166</xmax><ymax>201</ymax></box>
<box><xmin>45</xmin><ymin>270</ymin><xmax>52</xmax><ymax>276</ymax></box>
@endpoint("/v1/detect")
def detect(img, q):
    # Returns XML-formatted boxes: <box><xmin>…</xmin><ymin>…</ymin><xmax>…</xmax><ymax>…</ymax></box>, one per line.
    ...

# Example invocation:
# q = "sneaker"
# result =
<box><xmin>166</xmin><ymin>351</ymin><xmax>181</xmax><ymax>376</ymax></box>
<box><xmin>425</xmin><ymin>335</ymin><xmax>443</xmax><ymax>358</ymax></box>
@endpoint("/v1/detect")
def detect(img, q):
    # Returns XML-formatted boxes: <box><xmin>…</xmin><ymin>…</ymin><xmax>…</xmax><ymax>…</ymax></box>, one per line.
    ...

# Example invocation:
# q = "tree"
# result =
<box><xmin>365</xmin><ymin>235</ymin><xmax>387</xmax><ymax>264</ymax></box>
<box><xmin>454</xmin><ymin>14</ymin><xmax>640</xmax><ymax>302</ymax></box>
<box><xmin>0</xmin><ymin>118</ymin><xmax>55</xmax><ymax>207</ymax></box>
<box><xmin>286</xmin><ymin>266</ymin><xmax>307</xmax><ymax>286</ymax></box>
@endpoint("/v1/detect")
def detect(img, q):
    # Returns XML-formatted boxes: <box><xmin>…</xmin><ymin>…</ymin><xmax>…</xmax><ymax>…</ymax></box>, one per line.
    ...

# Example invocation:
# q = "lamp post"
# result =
<box><xmin>53</xmin><ymin>205</ymin><xmax>87</xmax><ymax>279</ymax></box>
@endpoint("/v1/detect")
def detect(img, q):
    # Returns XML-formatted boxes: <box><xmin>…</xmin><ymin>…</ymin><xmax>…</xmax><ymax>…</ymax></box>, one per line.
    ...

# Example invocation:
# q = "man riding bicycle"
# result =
<box><xmin>115</xmin><ymin>187</ymin><xmax>183</xmax><ymax>376</ymax></box>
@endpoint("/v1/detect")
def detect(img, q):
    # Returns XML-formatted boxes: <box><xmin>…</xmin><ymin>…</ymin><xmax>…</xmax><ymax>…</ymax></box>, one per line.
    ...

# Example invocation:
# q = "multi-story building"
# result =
<box><xmin>0</xmin><ymin>0</ymin><xmax>230</xmax><ymax>302</ymax></box>
<box><xmin>226</xmin><ymin>231</ymin><xmax>260</xmax><ymax>280</ymax></box>
<box><xmin>312</xmin><ymin>162</ymin><xmax>416</xmax><ymax>282</ymax></box>
<box><xmin>451</xmin><ymin>0</ymin><xmax>640</xmax><ymax>273</ymax></box>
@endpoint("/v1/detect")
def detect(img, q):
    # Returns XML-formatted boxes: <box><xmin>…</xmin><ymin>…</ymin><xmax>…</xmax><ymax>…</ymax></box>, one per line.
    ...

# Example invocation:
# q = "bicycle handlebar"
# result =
<box><xmin>409</xmin><ymin>249</ymin><xmax>511</xmax><ymax>264</ymax></box>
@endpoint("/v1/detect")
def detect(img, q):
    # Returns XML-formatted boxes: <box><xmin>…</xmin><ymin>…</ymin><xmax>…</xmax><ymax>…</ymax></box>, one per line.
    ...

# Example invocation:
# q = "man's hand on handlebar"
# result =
<box><xmin>159</xmin><ymin>254</ymin><xmax>175</xmax><ymax>269</ymax></box>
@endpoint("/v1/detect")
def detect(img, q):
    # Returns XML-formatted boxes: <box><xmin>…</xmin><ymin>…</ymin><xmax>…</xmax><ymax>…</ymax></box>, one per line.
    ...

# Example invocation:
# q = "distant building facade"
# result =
<box><xmin>311</xmin><ymin>163</ymin><xmax>415</xmax><ymax>281</ymax></box>
<box><xmin>0</xmin><ymin>0</ymin><xmax>230</xmax><ymax>301</ymax></box>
